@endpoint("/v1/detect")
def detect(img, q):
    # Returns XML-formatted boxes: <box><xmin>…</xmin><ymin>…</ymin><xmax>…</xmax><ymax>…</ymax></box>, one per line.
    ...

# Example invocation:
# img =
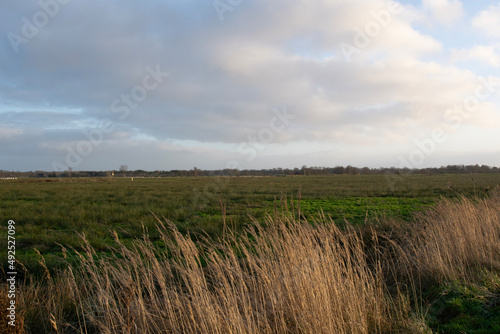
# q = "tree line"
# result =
<box><xmin>2</xmin><ymin>164</ymin><xmax>499</xmax><ymax>178</ymax></box>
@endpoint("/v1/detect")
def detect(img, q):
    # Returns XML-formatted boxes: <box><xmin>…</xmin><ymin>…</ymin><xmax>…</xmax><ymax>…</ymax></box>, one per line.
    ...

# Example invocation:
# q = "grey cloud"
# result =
<box><xmin>0</xmin><ymin>0</ymin><xmax>498</xmax><ymax>171</ymax></box>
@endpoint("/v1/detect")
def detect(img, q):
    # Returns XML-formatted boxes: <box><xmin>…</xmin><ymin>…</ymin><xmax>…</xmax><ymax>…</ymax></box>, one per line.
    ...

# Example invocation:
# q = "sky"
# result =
<box><xmin>1</xmin><ymin>0</ymin><xmax>499</xmax><ymax>172</ymax></box>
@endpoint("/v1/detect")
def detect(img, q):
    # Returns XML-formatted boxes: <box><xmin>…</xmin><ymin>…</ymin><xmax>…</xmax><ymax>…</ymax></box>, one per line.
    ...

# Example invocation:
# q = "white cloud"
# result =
<box><xmin>0</xmin><ymin>0</ymin><xmax>499</xmax><ymax>171</ymax></box>
<box><xmin>472</xmin><ymin>3</ymin><xmax>500</xmax><ymax>38</ymax></box>
<box><xmin>422</xmin><ymin>0</ymin><xmax>465</xmax><ymax>26</ymax></box>
<box><xmin>0</xmin><ymin>127</ymin><xmax>23</xmax><ymax>139</ymax></box>
<box><xmin>450</xmin><ymin>45</ymin><xmax>500</xmax><ymax>67</ymax></box>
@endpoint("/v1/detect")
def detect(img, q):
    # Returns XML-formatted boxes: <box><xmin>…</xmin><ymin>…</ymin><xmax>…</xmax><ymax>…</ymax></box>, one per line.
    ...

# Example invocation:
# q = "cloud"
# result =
<box><xmin>0</xmin><ymin>127</ymin><xmax>23</xmax><ymax>140</ymax></box>
<box><xmin>0</xmin><ymin>0</ymin><xmax>499</xmax><ymax>171</ymax></box>
<box><xmin>472</xmin><ymin>2</ymin><xmax>500</xmax><ymax>38</ymax></box>
<box><xmin>422</xmin><ymin>0</ymin><xmax>465</xmax><ymax>26</ymax></box>
<box><xmin>450</xmin><ymin>45</ymin><xmax>500</xmax><ymax>67</ymax></box>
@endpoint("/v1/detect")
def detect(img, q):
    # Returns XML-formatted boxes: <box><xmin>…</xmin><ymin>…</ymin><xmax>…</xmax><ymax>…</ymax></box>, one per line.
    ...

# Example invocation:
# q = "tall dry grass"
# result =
<box><xmin>63</xmin><ymin>216</ymin><xmax>393</xmax><ymax>333</ymax></box>
<box><xmin>12</xmin><ymin>189</ymin><xmax>500</xmax><ymax>333</ymax></box>
<box><xmin>404</xmin><ymin>190</ymin><xmax>500</xmax><ymax>283</ymax></box>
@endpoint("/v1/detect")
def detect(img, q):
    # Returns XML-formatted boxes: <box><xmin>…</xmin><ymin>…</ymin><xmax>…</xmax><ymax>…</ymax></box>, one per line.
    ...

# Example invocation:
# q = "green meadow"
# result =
<box><xmin>1</xmin><ymin>173</ymin><xmax>500</xmax><ymax>333</ymax></box>
<box><xmin>1</xmin><ymin>173</ymin><xmax>499</xmax><ymax>275</ymax></box>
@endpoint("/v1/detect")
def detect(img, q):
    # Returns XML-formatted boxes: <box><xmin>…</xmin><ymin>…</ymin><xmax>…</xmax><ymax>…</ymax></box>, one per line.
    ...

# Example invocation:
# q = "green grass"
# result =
<box><xmin>1</xmin><ymin>174</ymin><xmax>500</xmax><ymax>277</ymax></box>
<box><xmin>1</xmin><ymin>173</ymin><xmax>500</xmax><ymax>333</ymax></box>
<box><xmin>297</xmin><ymin>196</ymin><xmax>433</xmax><ymax>223</ymax></box>
<box><xmin>424</xmin><ymin>272</ymin><xmax>500</xmax><ymax>333</ymax></box>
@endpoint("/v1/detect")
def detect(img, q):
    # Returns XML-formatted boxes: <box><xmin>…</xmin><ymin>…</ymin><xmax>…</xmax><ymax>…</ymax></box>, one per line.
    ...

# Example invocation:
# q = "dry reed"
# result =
<box><xmin>406</xmin><ymin>190</ymin><xmax>500</xmax><ymax>283</ymax></box>
<box><xmin>61</xmin><ymin>215</ymin><xmax>393</xmax><ymax>333</ymax></box>
<box><xmin>9</xmin><ymin>190</ymin><xmax>500</xmax><ymax>333</ymax></box>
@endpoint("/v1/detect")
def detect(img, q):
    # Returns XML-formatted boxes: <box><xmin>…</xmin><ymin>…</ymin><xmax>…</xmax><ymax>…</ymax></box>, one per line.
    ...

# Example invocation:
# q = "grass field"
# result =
<box><xmin>1</xmin><ymin>173</ymin><xmax>500</xmax><ymax>333</ymax></box>
<box><xmin>1</xmin><ymin>173</ymin><xmax>499</xmax><ymax>275</ymax></box>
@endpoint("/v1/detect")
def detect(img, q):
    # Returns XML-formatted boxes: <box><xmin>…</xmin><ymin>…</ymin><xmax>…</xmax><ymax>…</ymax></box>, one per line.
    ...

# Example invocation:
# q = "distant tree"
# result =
<box><xmin>332</xmin><ymin>166</ymin><xmax>345</xmax><ymax>174</ymax></box>
<box><xmin>119</xmin><ymin>165</ymin><xmax>128</xmax><ymax>177</ymax></box>
<box><xmin>345</xmin><ymin>165</ymin><xmax>359</xmax><ymax>175</ymax></box>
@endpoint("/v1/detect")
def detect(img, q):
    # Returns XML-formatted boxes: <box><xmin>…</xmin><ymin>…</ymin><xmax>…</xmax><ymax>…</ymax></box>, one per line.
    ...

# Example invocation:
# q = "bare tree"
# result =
<box><xmin>119</xmin><ymin>165</ymin><xmax>128</xmax><ymax>177</ymax></box>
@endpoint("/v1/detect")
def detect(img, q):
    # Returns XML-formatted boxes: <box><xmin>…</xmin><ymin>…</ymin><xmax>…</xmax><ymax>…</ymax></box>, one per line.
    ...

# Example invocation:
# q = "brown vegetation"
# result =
<box><xmin>6</xmin><ymin>189</ymin><xmax>500</xmax><ymax>333</ymax></box>
<box><xmin>0</xmin><ymin>285</ymin><xmax>25</xmax><ymax>334</ymax></box>
<box><xmin>407</xmin><ymin>192</ymin><xmax>500</xmax><ymax>282</ymax></box>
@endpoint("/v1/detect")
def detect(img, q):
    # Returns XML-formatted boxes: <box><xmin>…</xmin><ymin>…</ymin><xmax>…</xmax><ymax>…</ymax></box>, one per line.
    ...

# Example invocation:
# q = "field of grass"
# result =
<box><xmin>1</xmin><ymin>173</ymin><xmax>500</xmax><ymax>333</ymax></box>
<box><xmin>0</xmin><ymin>173</ymin><xmax>498</xmax><ymax>275</ymax></box>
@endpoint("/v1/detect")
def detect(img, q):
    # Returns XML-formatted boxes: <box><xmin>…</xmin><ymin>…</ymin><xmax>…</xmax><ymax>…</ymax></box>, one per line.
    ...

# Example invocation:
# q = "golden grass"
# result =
<box><xmin>10</xmin><ymin>189</ymin><xmax>500</xmax><ymax>333</ymax></box>
<box><xmin>403</xmin><ymin>191</ymin><xmax>500</xmax><ymax>283</ymax></box>
<box><xmin>0</xmin><ymin>285</ymin><xmax>25</xmax><ymax>334</ymax></box>
<box><xmin>68</xmin><ymin>218</ymin><xmax>393</xmax><ymax>333</ymax></box>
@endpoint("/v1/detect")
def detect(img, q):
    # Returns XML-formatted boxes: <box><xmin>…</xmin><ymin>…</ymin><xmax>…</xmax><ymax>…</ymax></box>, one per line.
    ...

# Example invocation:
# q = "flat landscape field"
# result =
<box><xmin>1</xmin><ymin>173</ymin><xmax>500</xmax><ymax>333</ymax></box>
<box><xmin>1</xmin><ymin>173</ymin><xmax>500</xmax><ymax>275</ymax></box>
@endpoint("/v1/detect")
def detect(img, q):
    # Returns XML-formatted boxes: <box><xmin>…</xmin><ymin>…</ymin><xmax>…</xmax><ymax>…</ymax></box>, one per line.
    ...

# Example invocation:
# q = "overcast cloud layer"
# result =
<box><xmin>1</xmin><ymin>0</ymin><xmax>499</xmax><ymax>171</ymax></box>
